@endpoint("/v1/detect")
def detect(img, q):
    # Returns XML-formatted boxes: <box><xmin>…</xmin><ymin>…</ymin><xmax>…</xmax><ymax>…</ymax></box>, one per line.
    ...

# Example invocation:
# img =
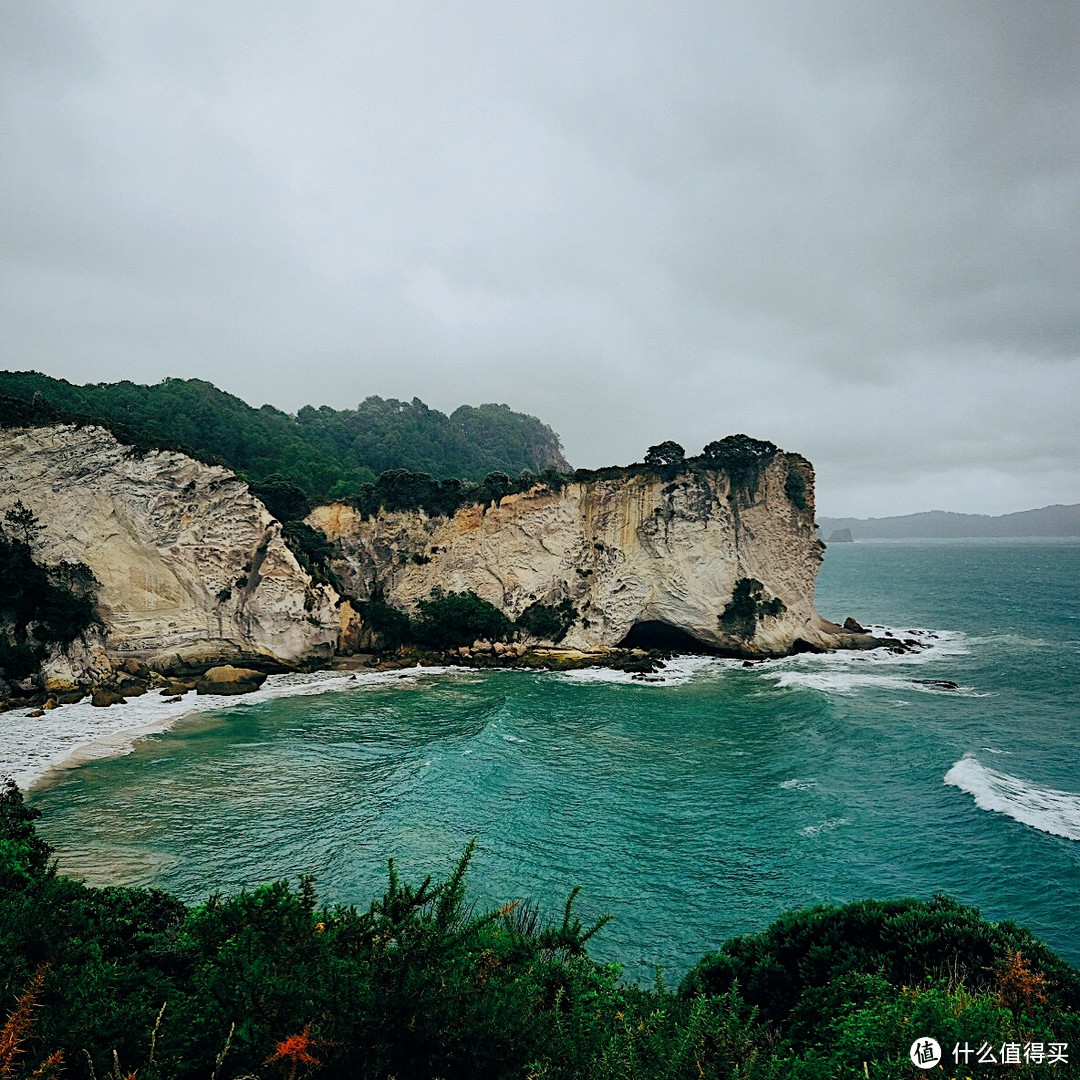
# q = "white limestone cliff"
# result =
<box><xmin>309</xmin><ymin>454</ymin><xmax>864</xmax><ymax>656</ymax></box>
<box><xmin>0</xmin><ymin>423</ymin><xmax>338</xmax><ymax>684</ymax></box>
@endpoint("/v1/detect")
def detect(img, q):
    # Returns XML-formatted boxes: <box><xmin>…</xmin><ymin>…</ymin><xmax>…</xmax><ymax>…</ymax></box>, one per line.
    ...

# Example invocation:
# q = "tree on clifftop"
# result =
<box><xmin>644</xmin><ymin>441</ymin><xmax>686</xmax><ymax>468</ymax></box>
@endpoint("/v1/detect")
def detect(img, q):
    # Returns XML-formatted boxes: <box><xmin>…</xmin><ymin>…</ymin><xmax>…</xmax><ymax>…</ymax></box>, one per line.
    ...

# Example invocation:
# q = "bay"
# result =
<box><xmin>27</xmin><ymin>539</ymin><xmax>1080</xmax><ymax>982</ymax></box>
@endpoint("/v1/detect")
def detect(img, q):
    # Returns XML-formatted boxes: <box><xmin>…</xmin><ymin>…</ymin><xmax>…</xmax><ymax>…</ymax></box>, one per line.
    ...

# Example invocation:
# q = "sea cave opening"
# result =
<box><xmin>617</xmin><ymin>620</ymin><xmax>722</xmax><ymax>654</ymax></box>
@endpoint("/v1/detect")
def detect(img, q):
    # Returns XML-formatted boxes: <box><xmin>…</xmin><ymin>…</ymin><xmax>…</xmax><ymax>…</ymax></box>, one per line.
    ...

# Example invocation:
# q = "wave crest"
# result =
<box><xmin>945</xmin><ymin>756</ymin><xmax>1080</xmax><ymax>841</ymax></box>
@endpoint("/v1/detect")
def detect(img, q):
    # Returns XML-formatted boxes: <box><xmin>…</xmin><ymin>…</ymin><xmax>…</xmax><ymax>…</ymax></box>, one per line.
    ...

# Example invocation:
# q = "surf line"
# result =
<box><xmin>945</xmin><ymin>755</ymin><xmax>1080</xmax><ymax>841</ymax></box>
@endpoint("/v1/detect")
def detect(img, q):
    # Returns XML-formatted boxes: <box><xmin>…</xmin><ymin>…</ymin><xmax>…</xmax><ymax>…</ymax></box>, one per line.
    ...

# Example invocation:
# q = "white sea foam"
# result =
<box><xmin>557</xmin><ymin>654</ymin><xmax>723</xmax><ymax>687</ymax></box>
<box><xmin>799</xmin><ymin>817</ymin><xmax>848</xmax><ymax>837</ymax></box>
<box><xmin>944</xmin><ymin>756</ymin><xmax>1080</xmax><ymax>841</ymax></box>
<box><xmin>754</xmin><ymin>624</ymin><xmax>981</xmax><ymax>697</ymax></box>
<box><xmin>780</xmin><ymin>778</ymin><xmax>817</xmax><ymax>791</ymax></box>
<box><xmin>0</xmin><ymin>666</ymin><xmax>454</xmax><ymax>792</ymax></box>
<box><xmin>766</xmin><ymin>670</ymin><xmax>982</xmax><ymax>697</ymax></box>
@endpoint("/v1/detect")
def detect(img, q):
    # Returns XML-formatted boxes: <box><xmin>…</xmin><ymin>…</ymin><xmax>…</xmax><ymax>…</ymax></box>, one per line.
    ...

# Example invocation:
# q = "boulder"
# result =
<box><xmin>843</xmin><ymin>617</ymin><xmax>868</xmax><ymax>633</ymax></box>
<box><xmin>163</xmin><ymin>678</ymin><xmax>196</xmax><ymax>695</ymax></box>
<box><xmin>91</xmin><ymin>689</ymin><xmax>126</xmax><ymax>708</ymax></box>
<box><xmin>195</xmin><ymin>665</ymin><xmax>268</xmax><ymax>696</ymax></box>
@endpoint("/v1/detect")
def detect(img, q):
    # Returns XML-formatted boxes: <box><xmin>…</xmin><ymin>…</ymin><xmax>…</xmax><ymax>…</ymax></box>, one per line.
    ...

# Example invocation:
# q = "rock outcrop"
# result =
<box><xmin>309</xmin><ymin>453</ymin><xmax>872</xmax><ymax>657</ymax></box>
<box><xmin>195</xmin><ymin>665</ymin><xmax>268</xmax><ymax>696</ymax></box>
<box><xmin>0</xmin><ymin>423</ymin><xmax>339</xmax><ymax>684</ymax></box>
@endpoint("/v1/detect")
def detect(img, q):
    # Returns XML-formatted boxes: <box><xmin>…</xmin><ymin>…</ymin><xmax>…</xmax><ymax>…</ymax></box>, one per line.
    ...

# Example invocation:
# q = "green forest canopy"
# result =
<box><xmin>0</xmin><ymin>371</ymin><xmax>568</xmax><ymax>502</ymax></box>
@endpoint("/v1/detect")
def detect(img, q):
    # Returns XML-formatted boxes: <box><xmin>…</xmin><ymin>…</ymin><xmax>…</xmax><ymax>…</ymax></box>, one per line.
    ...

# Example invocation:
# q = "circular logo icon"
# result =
<box><xmin>909</xmin><ymin>1037</ymin><xmax>942</xmax><ymax>1069</ymax></box>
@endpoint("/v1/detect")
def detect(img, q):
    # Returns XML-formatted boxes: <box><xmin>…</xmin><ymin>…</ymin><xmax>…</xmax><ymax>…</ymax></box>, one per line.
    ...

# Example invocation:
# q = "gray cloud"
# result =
<box><xmin>1</xmin><ymin>0</ymin><xmax>1077</xmax><ymax>515</ymax></box>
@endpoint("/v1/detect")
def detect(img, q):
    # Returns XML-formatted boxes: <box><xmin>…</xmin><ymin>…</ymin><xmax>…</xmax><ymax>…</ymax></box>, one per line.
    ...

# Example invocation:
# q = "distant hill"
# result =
<box><xmin>0</xmin><ymin>371</ymin><xmax>569</xmax><ymax>501</ymax></box>
<box><xmin>818</xmin><ymin>505</ymin><xmax>1080</xmax><ymax>540</ymax></box>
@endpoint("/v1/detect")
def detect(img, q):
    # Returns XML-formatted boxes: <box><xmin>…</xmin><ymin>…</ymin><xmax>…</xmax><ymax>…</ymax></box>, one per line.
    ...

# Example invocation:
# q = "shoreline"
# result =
<box><xmin>2</xmin><ymin>628</ymin><xmax>944</xmax><ymax>794</ymax></box>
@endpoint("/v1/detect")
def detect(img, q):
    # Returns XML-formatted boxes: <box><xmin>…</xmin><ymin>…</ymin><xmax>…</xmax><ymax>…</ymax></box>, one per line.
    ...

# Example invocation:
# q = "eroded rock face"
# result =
<box><xmin>309</xmin><ymin>454</ymin><xmax>866</xmax><ymax>656</ymax></box>
<box><xmin>0</xmin><ymin>424</ymin><xmax>339</xmax><ymax>678</ymax></box>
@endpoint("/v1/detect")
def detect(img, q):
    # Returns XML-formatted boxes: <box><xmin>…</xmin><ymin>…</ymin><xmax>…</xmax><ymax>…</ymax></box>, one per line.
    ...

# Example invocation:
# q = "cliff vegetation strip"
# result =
<box><xmin>0</xmin><ymin>372</ymin><xmax>568</xmax><ymax>502</ymax></box>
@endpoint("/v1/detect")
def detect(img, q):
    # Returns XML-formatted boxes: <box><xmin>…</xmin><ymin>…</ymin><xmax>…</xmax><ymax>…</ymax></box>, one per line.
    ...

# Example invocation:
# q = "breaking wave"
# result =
<box><xmin>557</xmin><ymin>654</ymin><xmax>722</xmax><ymax>687</ymax></box>
<box><xmin>945</xmin><ymin>756</ymin><xmax>1080</xmax><ymax>841</ymax></box>
<box><xmin>758</xmin><ymin>626</ymin><xmax>981</xmax><ymax>696</ymax></box>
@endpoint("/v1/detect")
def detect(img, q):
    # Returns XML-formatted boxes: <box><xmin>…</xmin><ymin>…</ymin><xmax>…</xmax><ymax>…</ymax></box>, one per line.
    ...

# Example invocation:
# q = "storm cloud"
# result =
<box><xmin>2</xmin><ymin>1</ymin><xmax>1077</xmax><ymax>515</ymax></box>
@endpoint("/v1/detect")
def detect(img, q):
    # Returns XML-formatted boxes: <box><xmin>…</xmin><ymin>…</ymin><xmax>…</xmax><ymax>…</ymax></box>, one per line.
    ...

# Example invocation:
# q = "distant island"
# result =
<box><xmin>818</xmin><ymin>504</ymin><xmax>1080</xmax><ymax>540</ymax></box>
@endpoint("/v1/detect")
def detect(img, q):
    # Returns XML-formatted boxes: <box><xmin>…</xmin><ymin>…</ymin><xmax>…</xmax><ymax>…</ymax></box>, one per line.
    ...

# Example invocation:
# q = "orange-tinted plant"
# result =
<box><xmin>24</xmin><ymin>1051</ymin><xmax>62</xmax><ymax>1080</ymax></box>
<box><xmin>266</xmin><ymin>1026</ymin><xmax>322</xmax><ymax>1080</ymax></box>
<box><xmin>0</xmin><ymin>969</ymin><xmax>45</xmax><ymax>1079</ymax></box>
<box><xmin>996</xmin><ymin>950</ymin><xmax>1049</xmax><ymax>1012</ymax></box>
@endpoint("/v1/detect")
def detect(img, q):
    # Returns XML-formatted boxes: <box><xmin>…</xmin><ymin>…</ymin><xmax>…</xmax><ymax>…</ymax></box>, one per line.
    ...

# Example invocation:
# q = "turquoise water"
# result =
<box><xmin>28</xmin><ymin>540</ymin><xmax>1080</xmax><ymax>982</ymax></box>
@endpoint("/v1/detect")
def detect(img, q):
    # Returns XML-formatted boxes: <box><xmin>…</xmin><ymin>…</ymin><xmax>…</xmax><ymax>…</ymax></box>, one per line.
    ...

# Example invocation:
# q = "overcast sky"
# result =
<box><xmin>2</xmin><ymin>2</ymin><xmax>1077</xmax><ymax>516</ymax></box>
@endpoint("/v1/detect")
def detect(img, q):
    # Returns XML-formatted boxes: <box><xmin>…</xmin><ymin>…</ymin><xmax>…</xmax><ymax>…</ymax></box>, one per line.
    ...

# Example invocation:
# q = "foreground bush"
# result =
<box><xmin>0</xmin><ymin>781</ymin><xmax>1077</xmax><ymax>1079</ymax></box>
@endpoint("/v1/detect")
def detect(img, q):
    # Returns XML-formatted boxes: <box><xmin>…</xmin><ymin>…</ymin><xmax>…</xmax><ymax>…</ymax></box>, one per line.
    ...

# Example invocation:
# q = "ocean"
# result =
<box><xmin>9</xmin><ymin>538</ymin><xmax>1079</xmax><ymax>983</ymax></box>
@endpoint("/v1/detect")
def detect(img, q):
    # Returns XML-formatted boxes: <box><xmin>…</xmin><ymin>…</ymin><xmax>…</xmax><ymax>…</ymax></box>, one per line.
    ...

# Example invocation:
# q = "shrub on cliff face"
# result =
<box><xmin>718</xmin><ymin>577</ymin><xmax>786</xmax><ymax>641</ymax></box>
<box><xmin>784</xmin><ymin>464</ymin><xmax>810</xmax><ymax>511</ymax></box>
<box><xmin>0</xmin><ymin>523</ymin><xmax>100</xmax><ymax>679</ymax></box>
<box><xmin>250</xmin><ymin>473</ymin><xmax>311</xmax><ymax>522</ymax></box>
<box><xmin>516</xmin><ymin>599</ymin><xmax>577</xmax><ymax>643</ymax></box>
<box><xmin>414</xmin><ymin>589</ymin><xmax>514</xmax><ymax>648</ymax></box>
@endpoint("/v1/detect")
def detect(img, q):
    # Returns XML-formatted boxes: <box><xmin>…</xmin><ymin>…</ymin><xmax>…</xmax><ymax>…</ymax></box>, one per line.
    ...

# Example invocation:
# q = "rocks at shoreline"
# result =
<box><xmin>195</xmin><ymin>665</ymin><xmax>268</xmax><ymax>696</ymax></box>
<box><xmin>0</xmin><ymin>632</ymin><xmax>944</xmax><ymax>714</ymax></box>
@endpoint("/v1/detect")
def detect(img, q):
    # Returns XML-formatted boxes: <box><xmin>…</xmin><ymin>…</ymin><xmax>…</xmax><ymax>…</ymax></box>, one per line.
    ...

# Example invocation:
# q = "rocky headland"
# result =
<box><xmin>0</xmin><ymin>420</ymin><xmax>889</xmax><ymax>709</ymax></box>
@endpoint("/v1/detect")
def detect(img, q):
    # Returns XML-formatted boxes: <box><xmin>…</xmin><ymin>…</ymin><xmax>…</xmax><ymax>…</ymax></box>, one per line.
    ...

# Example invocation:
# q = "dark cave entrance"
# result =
<box><xmin>617</xmin><ymin>620</ymin><xmax>722</xmax><ymax>654</ymax></box>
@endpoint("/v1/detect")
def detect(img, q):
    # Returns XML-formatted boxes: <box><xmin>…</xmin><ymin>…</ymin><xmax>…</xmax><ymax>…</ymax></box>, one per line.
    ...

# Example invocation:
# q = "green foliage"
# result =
<box><xmin>249</xmin><ymin>473</ymin><xmax>311</xmax><ymax>522</ymax></box>
<box><xmin>3</xmin><ymin>500</ymin><xmax>41</xmax><ymax>545</ymax></box>
<box><xmin>0</xmin><ymin>373</ymin><xmax>568</xmax><ymax>502</ymax></box>
<box><xmin>359</xmin><ymin>600</ymin><xmax>414</xmax><ymax>651</ymax></box>
<box><xmin>348</xmin><ymin>466</ymin><xmax>557</xmax><ymax>520</ymax></box>
<box><xmin>351</xmin><ymin>469</ymin><xmax>476</xmax><ymax>518</ymax></box>
<box><xmin>516</xmin><ymin>599</ymin><xmax>577</xmax><ymax>643</ymax></box>
<box><xmin>0</xmin><ymin>794</ymin><xmax>1077</xmax><ymax>1080</ymax></box>
<box><xmin>682</xmin><ymin>894</ymin><xmax>1080</xmax><ymax>1022</ymax></box>
<box><xmin>0</xmin><ymin>524</ymin><xmax>101</xmax><ymax>678</ymax></box>
<box><xmin>785</xmin><ymin>463</ymin><xmax>810</xmax><ymax>512</ymax></box>
<box><xmin>0</xmin><ymin>780</ymin><xmax>53</xmax><ymax>876</ymax></box>
<box><xmin>701</xmin><ymin>434</ymin><xmax>779</xmax><ymax>502</ymax></box>
<box><xmin>718</xmin><ymin>577</ymin><xmax>786</xmax><ymax>640</ymax></box>
<box><xmin>414</xmin><ymin>589</ymin><xmax>514</xmax><ymax>649</ymax></box>
<box><xmin>643</xmin><ymin>441</ymin><xmax>686</xmax><ymax>468</ymax></box>
<box><xmin>280</xmin><ymin>521</ymin><xmax>341</xmax><ymax>591</ymax></box>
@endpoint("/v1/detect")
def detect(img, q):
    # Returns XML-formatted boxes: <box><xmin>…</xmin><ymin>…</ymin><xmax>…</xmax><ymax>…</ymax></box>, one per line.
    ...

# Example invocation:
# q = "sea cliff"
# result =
<box><xmin>0</xmin><ymin>422</ymin><xmax>873</xmax><ymax>696</ymax></box>
<box><xmin>310</xmin><ymin>451</ymin><xmax>869</xmax><ymax>657</ymax></box>
<box><xmin>0</xmin><ymin>422</ymin><xmax>338</xmax><ymax>688</ymax></box>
